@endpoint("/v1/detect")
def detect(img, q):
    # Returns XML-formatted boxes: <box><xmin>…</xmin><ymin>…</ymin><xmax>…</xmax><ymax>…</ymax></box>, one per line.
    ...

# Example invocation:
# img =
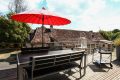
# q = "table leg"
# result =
<box><xmin>83</xmin><ymin>54</ymin><xmax>86</xmax><ymax>76</ymax></box>
<box><xmin>100</xmin><ymin>53</ymin><xmax>102</xmax><ymax>68</ymax></box>
<box><xmin>17</xmin><ymin>64</ymin><xmax>24</xmax><ymax>80</ymax></box>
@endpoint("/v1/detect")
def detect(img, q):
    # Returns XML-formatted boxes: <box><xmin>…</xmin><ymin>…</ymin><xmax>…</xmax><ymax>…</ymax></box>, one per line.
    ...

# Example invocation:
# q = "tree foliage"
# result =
<box><xmin>114</xmin><ymin>38</ymin><xmax>120</xmax><ymax>46</ymax></box>
<box><xmin>0</xmin><ymin>13</ymin><xmax>31</xmax><ymax>44</ymax></box>
<box><xmin>112</xmin><ymin>29</ymin><xmax>120</xmax><ymax>33</ymax></box>
<box><xmin>99</xmin><ymin>29</ymin><xmax>120</xmax><ymax>41</ymax></box>
<box><xmin>0</xmin><ymin>0</ymin><xmax>30</xmax><ymax>48</ymax></box>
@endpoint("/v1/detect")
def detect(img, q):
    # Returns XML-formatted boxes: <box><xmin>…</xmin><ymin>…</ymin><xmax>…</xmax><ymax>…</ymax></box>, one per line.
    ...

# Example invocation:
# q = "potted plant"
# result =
<box><xmin>114</xmin><ymin>38</ymin><xmax>120</xmax><ymax>60</ymax></box>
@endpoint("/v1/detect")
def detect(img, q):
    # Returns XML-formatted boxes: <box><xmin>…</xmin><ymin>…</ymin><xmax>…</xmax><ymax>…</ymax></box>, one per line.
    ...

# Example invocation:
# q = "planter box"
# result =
<box><xmin>116</xmin><ymin>46</ymin><xmax>120</xmax><ymax>60</ymax></box>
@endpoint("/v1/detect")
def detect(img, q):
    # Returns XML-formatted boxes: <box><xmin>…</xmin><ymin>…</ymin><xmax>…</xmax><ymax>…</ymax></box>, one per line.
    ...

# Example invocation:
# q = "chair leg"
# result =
<box><xmin>79</xmin><ymin>59</ymin><xmax>83</xmax><ymax>78</ymax></box>
<box><xmin>79</xmin><ymin>65</ymin><xmax>82</xmax><ymax>78</ymax></box>
<box><xmin>110</xmin><ymin>63</ymin><xmax>113</xmax><ymax>68</ymax></box>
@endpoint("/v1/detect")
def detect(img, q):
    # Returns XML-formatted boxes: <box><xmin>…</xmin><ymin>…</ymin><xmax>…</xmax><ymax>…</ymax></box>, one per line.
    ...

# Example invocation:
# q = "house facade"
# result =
<box><xmin>29</xmin><ymin>27</ymin><xmax>108</xmax><ymax>53</ymax></box>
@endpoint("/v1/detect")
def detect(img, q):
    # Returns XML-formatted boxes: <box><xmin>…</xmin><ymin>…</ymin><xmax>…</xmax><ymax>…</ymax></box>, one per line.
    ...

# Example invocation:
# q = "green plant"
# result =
<box><xmin>0</xmin><ymin>13</ymin><xmax>31</xmax><ymax>43</ymax></box>
<box><xmin>99</xmin><ymin>30</ymin><xmax>120</xmax><ymax>41</ymax></box>
<box><xmin>114</xmin><ymin>38</ymin><xmax>120</xmax><ymax>46</ymax></box>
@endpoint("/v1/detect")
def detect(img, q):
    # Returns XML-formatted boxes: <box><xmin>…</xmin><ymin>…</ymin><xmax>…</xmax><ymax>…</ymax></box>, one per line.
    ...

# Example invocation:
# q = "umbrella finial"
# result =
<box><xmin>42</xmin><ymin>7</ymin><xmax>46</xmax><ymax>10</ymax></box>
<box><xmin>38</xmin><ymin>0</ymin><xmax>48</xmax><ymax>9</ymax></box>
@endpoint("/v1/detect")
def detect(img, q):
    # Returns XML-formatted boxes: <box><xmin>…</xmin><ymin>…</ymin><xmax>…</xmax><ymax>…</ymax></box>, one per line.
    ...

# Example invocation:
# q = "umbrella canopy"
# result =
<box><xmin>11</xmin><ymin>8</ymin><xmax>71</xmax><ymax>47</ymax></box>
<box><xmin>11</xmin><ymin>8</ymin><xmax>71</xmax><ymax>25</ymax></box>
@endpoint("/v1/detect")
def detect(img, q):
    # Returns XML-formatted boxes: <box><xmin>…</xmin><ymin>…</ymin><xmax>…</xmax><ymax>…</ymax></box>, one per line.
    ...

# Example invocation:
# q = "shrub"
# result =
<box><xmin>114</xmin><ymin>38</ymin><xmax>120</xmax><ymax>46</ymax></box>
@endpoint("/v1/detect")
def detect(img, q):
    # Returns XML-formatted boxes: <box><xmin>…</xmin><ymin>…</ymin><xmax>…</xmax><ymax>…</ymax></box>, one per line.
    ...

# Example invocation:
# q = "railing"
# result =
<box><xmin>0</xmin><ymin>42</ymin><xmax>97</xmax><ymax>54</ymax></box>
<box><xmin>31</xmin><ymin>41</ymin><xmax>81</xmax><ymax>48</ymax></box>
<box><xmin>0</xmin><ymin>42</ymin><xmax>81</xmax><ymax>49</ymax></box>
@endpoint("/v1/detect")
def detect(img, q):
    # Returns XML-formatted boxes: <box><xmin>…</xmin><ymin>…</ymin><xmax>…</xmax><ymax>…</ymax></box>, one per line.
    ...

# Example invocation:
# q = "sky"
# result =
<box><xmin>0</xmin><ymin>0</ymin><xmax>120</xmax><ymax>32</ymax></box>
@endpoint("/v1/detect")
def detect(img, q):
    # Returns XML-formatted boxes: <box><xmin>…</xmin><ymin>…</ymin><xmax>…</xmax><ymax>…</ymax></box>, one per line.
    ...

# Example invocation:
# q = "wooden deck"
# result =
<box><xmin>0</xmin><ymin>54</ymin><xmax>120</xmax><ymax>80</ymax></box>
<box><xmin>82</xmin><ymin>60</ymin><xmax>120</xmax><ymax>80</ymax></box>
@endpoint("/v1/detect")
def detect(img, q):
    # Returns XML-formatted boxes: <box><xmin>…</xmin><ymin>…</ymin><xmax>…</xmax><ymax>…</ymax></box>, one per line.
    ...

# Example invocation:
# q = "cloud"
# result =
<box><xmin>111</xmin><ymin>0</ymin><xmax>120</xmax><ymax>2</ymax></box>
<box><xmin>83</xmin><ymin>0</ymin><xmax>105</xmax><ymax>15</ymax></box>
<box><xmin>0</xmin><ymin>0</ymin><xmax>11</xmax><ymax>13</ymax></box>
<box><xmin>1</xmin><ymin>0</ymin><xmax>120</xmax><ymax>31</ymax></box>
<box><xmin>25</xmin><ymin>0</ymin><xmax>40</xmax><ymax>9</ymax></box>
<box><xmin>11</xmin><ymin>0</ymin><xmax>120</xmax><ymax>31</ymax></box>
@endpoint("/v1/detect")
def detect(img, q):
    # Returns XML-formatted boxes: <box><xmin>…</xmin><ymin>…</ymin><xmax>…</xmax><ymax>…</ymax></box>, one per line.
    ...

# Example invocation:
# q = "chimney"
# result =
<box><xmin>89</xmin><ymin>30</ymin><xmax>93</xmax><ymax>33</ymax></box>
<box><xmin>89</xmin><ymin>30</ymin><xmax>94</xmax><ymax>38</ymax></box>
<box><xmin>50</xmin><ymin>25</ymin><xmax>53</xmax><ymax>32</ymax></box>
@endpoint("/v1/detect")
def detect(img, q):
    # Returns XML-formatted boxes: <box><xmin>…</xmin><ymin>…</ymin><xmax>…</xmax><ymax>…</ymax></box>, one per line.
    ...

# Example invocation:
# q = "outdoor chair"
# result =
<box><xmin>92</xmin><ymin>48</ymin><xmax>113</xmax><ymax>68</ymax></box>
<box><xmin>23</xmin><ymin>52</ymin><xmax>84</xmax><ymax>80</ymax></box>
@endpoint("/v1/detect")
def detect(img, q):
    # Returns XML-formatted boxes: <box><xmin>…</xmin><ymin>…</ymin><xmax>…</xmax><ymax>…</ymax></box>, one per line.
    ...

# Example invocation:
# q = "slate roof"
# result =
<box><xmin>30</xmin><ymin>27</ymin><xmax>105</xmax><ymax>44</ymax></box>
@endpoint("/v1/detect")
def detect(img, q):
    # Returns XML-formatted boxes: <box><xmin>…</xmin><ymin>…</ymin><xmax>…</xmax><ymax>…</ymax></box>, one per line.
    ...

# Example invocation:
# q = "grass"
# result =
<box><xmin>0</xmin><ymin>48</ymin><xmax>20</xmax><ymax>60</ymax></box>
<box><xmin>0</xmin><ymin>48</ymin><xmax>20</xmax><ymax>54</ymax></box>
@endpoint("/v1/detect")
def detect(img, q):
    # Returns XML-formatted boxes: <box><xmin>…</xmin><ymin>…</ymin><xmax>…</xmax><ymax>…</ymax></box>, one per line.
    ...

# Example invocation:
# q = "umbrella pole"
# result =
<box><xmin>42</xmin><ymin>15</ymin><xmax>44</xmax><ymax>47</ymax></box>
<box><xmin>42</xmin><ymin>25</ymin><xmax>44</xmax><ymax>47</ymax></box>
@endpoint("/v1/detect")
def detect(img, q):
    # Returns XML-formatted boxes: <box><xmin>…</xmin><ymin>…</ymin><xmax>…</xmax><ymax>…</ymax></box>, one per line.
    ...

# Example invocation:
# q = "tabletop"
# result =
<box><xmin>18</xmin><ymin>49</ymin><xmax>85</xmax><ymax>64</ymax></box>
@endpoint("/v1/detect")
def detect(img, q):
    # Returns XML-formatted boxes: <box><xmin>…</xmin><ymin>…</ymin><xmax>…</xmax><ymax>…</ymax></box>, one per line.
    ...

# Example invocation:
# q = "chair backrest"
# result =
<box><xmin>70</xmin><ymin>52</ymin><xmax>83</xmax><ymax>62</ymax></box>
<box><xmin>31</xmin><ymin>55</ymin><xmax>55</xmax><ymax>70</ymax></box>
<box><xmin>55</xmin><ymin>54</ymin><xmax>71</xmax><ymax>65</ymax></box>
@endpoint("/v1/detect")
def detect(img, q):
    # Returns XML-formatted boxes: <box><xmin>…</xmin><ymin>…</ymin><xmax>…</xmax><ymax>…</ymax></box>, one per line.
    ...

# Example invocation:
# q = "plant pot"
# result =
<box><xmin>116</xmin><ymin>46</ymin><xmax>120</xmax><ymax>60</ymax></box>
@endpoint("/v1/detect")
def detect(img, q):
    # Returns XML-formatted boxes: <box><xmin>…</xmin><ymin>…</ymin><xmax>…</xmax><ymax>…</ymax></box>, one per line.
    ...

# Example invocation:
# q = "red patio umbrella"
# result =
<box><xmin>11</xmin><ymin>8</ymin><xmax>71</xmax><ymax>47</ymax></box>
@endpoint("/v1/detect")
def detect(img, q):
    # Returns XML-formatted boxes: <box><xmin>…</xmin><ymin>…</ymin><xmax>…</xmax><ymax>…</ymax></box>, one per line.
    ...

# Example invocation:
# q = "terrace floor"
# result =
<box><xmin>0</xmin><ymin>50</ymin><xmax>120</xmax><ymax>80</ymax></box>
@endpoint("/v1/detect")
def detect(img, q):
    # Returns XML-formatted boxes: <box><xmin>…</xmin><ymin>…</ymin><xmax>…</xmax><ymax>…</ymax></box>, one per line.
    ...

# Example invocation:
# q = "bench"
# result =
<box><xmin>23</xmin><ymin>52</ymin><xmax>84</xmax><ymax>80</ymax></box>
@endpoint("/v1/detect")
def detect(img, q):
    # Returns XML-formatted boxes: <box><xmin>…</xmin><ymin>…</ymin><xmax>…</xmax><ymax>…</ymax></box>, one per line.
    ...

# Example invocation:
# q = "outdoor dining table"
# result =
<box><xmin>17</xmin><ymin>49</ymin><xmax>87</xmax><ymax>80</ymax></box>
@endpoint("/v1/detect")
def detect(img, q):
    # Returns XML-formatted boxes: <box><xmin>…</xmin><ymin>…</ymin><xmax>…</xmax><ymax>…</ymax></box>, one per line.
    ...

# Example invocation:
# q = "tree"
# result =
<box><xmin>0</xmin><ymin>1</ymin><xmax>30</xmax><ymax>48</ymax></box>
<box><xmin>0</xmin><ymin>13</ymin><xmax>31</xmax><ymax>48</ymax></box>
<box><xmin>8</xmin><ymin>0</ymin><xmax>27</xmax><ymax>13</ymax></box>
<box><xmin>99</xmin><ymin>29</ymin><xmax>120</xmax><ymax>41</ymax></box>
<box><xmin>112</xmin><ymin>29</ymin><xmax>120</xmax><ymax>33</ymax></box>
